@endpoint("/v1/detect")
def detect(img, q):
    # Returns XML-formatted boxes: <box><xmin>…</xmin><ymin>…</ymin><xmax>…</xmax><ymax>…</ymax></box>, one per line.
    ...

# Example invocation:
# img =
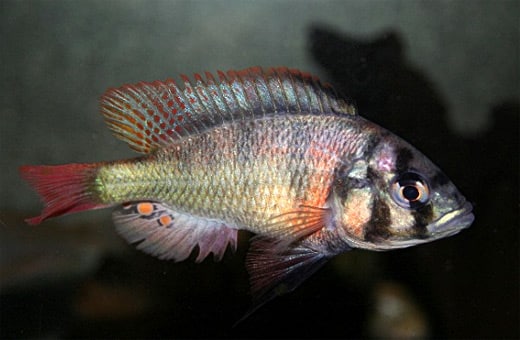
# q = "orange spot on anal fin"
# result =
<box><xmin>137</xmin><ymin>202</ymin><xmax>154</xmax><ymax>216</ymax></box>
<box><xmin>159</xmin><ymin>215</ymin><xmax>172</xmax><ymax>226</ymax></box>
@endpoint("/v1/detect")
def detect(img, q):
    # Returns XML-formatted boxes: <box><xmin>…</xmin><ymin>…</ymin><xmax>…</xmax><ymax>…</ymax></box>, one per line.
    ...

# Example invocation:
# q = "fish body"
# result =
<box><xmin>96</xmin><ymin>115</ymin><xmax>368</xmax><ymax>234</ymax></box>
<box><xmin>20</xmin><ymin>67</ymin><xmax>473</xmax><ymax>314</ymax></box>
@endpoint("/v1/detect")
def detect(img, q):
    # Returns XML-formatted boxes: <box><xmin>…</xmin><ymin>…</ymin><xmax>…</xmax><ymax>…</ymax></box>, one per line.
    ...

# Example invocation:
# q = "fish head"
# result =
<box><xmin>334</xmin><ymin>132</ymin><xmax>474</xmax><ymax>251</ymax></box>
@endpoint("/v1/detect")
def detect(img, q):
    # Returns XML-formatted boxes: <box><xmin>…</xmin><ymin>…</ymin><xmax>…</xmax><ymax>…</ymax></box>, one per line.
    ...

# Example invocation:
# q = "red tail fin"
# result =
<box><xmin>19</xmin><ymin>163</ymin><xmax>109</xmax><ymax>225</ymax></box>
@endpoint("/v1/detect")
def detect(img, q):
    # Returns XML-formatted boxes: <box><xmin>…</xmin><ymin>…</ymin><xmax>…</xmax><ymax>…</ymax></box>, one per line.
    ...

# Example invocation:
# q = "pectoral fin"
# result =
<box><xmin>263</xmin><ymin>205</ymin><xmax>332</xmax><ymax>249</ymax></box>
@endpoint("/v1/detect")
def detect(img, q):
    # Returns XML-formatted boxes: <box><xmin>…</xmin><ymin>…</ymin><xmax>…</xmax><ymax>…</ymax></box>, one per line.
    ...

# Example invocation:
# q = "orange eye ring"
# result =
<box><xmin>390</xmin><ymin>172</ymin><xmax>430</xmax><ymax>209</ymax></box>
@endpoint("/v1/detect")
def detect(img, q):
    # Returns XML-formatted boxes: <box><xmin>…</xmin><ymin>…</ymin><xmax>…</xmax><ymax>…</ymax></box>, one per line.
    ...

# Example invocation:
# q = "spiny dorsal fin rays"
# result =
<box><xmin>100</xmin><ymin>66</ymin><xmax>356</xmax><ymax>154</ymax></box>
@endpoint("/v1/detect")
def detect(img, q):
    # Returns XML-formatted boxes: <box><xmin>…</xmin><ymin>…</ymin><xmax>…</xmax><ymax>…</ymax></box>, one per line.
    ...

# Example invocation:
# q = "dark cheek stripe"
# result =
<box><xmin>395</xmin><ymin>147</ymin><xmax>414</xmax><ymax>173</ymax></box>
<box><xmin>364</xmin><ymin>198</ymin><xmax>392</xmax><ymax>242</ymax></box>
<box><xmin>332</xmin><ymin>164</ymin><xmax>352</xmax><ymax>200</ymax></box>
<box><xmin>411</xmin><ymin>204</ymin><xmax>433</xmax><ymax>239</ymax></box>
<box><xmin>363</xmin><ymin>134</ymin><xmax>381</xmax><ymax>159</ymax></box>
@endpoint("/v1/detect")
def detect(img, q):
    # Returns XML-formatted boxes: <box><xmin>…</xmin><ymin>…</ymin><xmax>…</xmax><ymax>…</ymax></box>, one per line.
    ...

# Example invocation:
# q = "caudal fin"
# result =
<box><xmin>19</xmin><ymin>163</ymin><xmax>109</xmax><ymax>225</ymax></box>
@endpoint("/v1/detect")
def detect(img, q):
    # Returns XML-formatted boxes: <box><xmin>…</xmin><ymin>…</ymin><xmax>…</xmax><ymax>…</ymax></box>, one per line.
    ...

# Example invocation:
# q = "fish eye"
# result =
<box><xmin>390</xmin><ymin>172</ymin><xmax>430</xmax><ymax>209</ymax></box>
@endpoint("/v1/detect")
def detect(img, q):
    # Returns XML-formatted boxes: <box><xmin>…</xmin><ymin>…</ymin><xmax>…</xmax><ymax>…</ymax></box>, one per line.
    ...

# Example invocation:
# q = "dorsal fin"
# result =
<box><xmin>100</xmin><ymin>66</ymin><xmax>356</xmax><ymax>153</ymax></box>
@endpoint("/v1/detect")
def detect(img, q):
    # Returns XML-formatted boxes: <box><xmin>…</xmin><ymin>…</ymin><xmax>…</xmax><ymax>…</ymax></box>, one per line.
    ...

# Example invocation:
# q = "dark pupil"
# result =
<box><xmin>402</xmin><ymin>185</ymin><xmax>420</xmax><ymax>201</ymax></box>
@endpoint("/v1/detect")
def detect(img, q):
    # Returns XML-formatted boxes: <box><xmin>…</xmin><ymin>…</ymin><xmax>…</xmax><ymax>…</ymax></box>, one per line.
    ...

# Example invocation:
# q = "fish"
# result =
<box><xmin>19</xmin><ymin>66</ymin><xmax>474</xmax><ymax>317</ymax></box>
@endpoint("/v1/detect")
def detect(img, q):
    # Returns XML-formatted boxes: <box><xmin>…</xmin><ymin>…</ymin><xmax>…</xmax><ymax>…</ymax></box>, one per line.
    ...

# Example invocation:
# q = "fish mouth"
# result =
<box><xmin>354</xmin><ymin>201</ymin><xmax>474</xmax><ymax>251</ymax></box>
<box><xmin>426</xmin><ymin>201</ymin><xmax>474</xmax><ymax>240</ymax></box>
<box><xmin>343</xmin><ymin>201</ymin><xmax>474</xmax><ymax>251</ymax></box>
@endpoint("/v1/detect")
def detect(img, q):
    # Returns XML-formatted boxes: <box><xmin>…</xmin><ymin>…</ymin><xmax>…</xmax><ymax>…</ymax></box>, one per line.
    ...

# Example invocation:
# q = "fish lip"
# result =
<box><xmin>343</xmin><ymin>201</ymin><xmax>474</xmax><ymax>251</ymax></box>
<box><xmin>427</xmin><ymin>201</ymin><xmax>474</xmax><ymax>238</ymax></box>
<box><xmin>355</xmin><ymin>201</ymin><xmax>474</xmax><ymax>251</ymax></box>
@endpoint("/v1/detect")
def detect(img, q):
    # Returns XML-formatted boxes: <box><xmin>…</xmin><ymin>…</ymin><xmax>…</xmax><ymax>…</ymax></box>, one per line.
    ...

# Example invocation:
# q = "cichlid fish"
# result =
<box><xmin>20</xmin><ymin>67</ymin><xmax>474</xmax><ymax>316</ymax></box>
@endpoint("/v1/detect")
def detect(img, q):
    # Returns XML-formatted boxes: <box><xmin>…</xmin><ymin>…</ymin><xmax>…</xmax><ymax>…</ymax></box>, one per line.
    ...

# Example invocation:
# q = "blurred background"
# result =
<box><xmin>1</xmin><ymin>0</ymin><xmax>518</xmax><ymax>338</ymax></box>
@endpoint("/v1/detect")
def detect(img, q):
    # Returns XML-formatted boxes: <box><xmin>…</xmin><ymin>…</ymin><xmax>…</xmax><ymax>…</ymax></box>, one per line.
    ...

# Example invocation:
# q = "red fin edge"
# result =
<box><xmin>19</xmin><ymin>163</ymin><xmax>108</xmax><ymax>225</ymax></box>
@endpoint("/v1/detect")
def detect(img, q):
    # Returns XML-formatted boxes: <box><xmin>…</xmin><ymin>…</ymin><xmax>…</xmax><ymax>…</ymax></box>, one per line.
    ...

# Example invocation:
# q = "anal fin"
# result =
<box><xmin>113</xmin><ymin>201</ymin><xmax>237</xmax><ymax>262</ymax></box>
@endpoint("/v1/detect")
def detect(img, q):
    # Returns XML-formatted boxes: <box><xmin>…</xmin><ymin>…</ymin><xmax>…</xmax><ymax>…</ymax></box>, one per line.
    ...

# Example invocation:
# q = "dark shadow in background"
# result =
<box><xmin>309</xmin><ymin>25</ymin><xmax>519</xmax><ymax>338</ymax></box>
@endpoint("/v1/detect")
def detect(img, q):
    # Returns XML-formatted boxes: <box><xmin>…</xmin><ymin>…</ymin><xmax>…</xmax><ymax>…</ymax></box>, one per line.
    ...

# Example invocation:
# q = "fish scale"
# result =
<box><xmin>95</xmin><ymin>115</ymin><xmax>362</xmax><ymax>233</ymax></box>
